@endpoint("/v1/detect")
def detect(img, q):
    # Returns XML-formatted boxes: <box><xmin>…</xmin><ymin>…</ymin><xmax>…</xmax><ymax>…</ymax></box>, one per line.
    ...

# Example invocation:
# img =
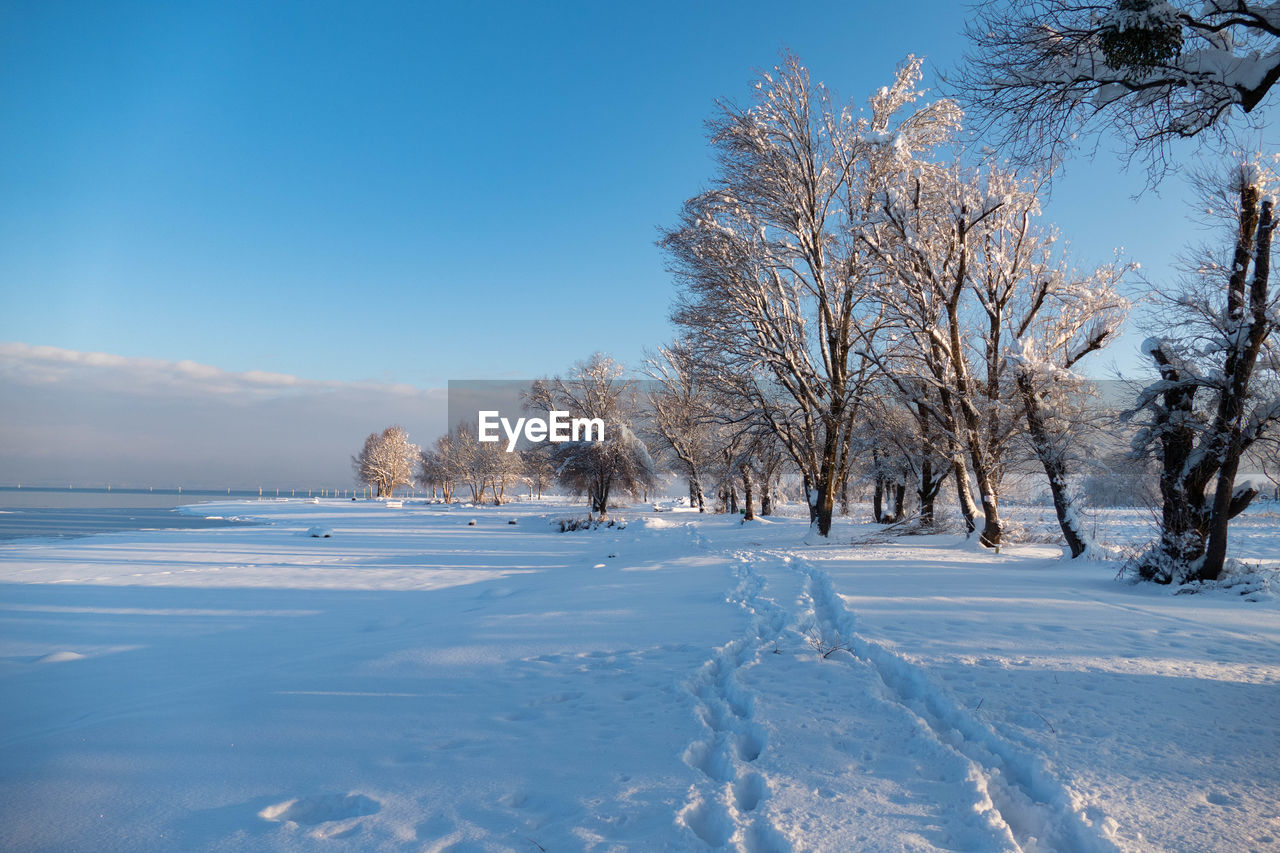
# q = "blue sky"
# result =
<box><xmin>1</xmin><ymin>0</ymin><xmax>1208</xmax><ymax>384</ymax></box>
<box><xmin>0</xmin><ymin>1</ymin><xmax>1242</xmax><ymax>485</ymax></box>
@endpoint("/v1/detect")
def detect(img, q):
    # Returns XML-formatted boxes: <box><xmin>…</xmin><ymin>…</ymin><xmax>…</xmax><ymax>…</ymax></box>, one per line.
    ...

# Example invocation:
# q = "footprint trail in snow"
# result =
<box><xmin>680</xmin><ymin>547</ymin><xmax>1124</xmax><ymax>852</ymax></box>
<box><xmin>678</xmin><ymin>553</ymin><xmax>793</xmax><ymax>851</ymax></box>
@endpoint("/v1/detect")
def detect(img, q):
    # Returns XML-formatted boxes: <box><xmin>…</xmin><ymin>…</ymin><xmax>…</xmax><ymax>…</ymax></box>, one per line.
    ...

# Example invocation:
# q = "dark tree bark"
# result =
<box><xmin>1137</xmin><ymin>176</ymin><xmax>1277</xmax><ymax>582</ymax></box>
<box><xmin>890</xmin><ymin>482</ymin><xmax>906</xmax><ymax>522</ymax></box>
<box><xmin>1017</xmin><ymin>371</ymin><xmax>1091</xmax><ymax>558</ymax></box>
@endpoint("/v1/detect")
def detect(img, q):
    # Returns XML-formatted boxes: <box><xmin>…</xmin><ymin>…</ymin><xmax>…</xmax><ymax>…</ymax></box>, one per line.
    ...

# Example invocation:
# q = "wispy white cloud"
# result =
<box><xmin>0</xmin><ymin>342</ymin><xmax>430</xmax><ymax>399</ymax></box>
<box><xmin>0</xmin><ymin>343</ymin><xmax>447</xmax><ymax>487</ymax></box>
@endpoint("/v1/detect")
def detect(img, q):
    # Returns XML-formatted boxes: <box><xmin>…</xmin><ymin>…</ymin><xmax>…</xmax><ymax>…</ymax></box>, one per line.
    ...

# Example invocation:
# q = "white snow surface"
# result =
<box><xmin>1</xmin><ymin>499</ymin><xmax>1277</xmax><ymax>852</ymax></box>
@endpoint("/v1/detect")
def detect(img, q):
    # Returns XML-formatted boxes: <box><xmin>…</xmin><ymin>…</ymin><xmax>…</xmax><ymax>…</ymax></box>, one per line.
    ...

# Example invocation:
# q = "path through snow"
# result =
<box><xmin>0</xmin><ymin>499</ymin><xmax>1276</xmax><ymax>851</ymax></box>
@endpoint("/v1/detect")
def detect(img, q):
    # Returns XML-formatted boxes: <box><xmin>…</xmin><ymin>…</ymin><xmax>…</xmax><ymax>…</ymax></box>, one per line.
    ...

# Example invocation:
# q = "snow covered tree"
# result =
<box><xmin>480</xmin><ymin>436</ymin><xmax>524</xmax><ymax>505</ymax></box>
<box><xmin>417</xmin><ymin>446</ymin><xmax>446</xmax><ymax>500</ymax></box>
<box><xmin>552</xmin><ymin>424</ymin><xmax>657</xmax><ymax>518</ymax></box>
<box><xmin>1128</xmin><ymin>163</ymin><xmax>1280</xmax><ymax>582</ymax></box>
<box><xmin>643</xmin><ymin>341</ymin><xmax>720</xmax><ymax>512</ymax></box>
<box><xmin>423</xmin><ymin>433</ymin><xmax>461</xmax><ymax>502</ymax></box>
<box><xmin>526</xmin><ymin>353</ymin><xmax>655</xmax><ymax>518</ymax></box>
<box><xmin>352</xmin><ymin>425</ymin><xmax>419</xmax><ymax>498</ymax></box>
<box><xmin>520</xmin><ymin>446</ymin><xmax>556</xmax><ymax>499</ymax></box>
<box><xmin>865</xmin><ymin>156</ymin><xmax>1129</xmax><ymax>549</ymax></box>
<box><xmin>1008</xmin><ymin>261</ymin><xmax>1130</xmax><ymax>556</ymax></box>
<box><xmin>854</xmin><ymin>397</ymin><xmax>923</xmax><ymax>524</ymax></box>
<box><xmin>661</xmin><ymin>55</ymin><xmax>962</xmax><ymax>537</ymax></box>
<box><xmin>448</xmin><ymin>423</ymin><xmax>491</xmax><ymax>504</ymax></box>
<box><xmin>961</xmin><ymin>1</ymin><xmax>1280</xmax><ymax>172</ymax></box>
<box><xmin>864</xmin><ymin>163</ymin><xmax>1029</xmax><ymax>546</ymax></box>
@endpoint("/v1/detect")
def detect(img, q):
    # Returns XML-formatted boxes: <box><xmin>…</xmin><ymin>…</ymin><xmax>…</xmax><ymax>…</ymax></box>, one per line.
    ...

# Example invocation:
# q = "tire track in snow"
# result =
<box><xmin>790</xmin><ymin>553</ymin><xmax>1122</xmax><ymax>853</ymax></box>
<box><xmin>678</xmin><ymin>552</ymin><xmax>792</xmax><ymax>852</ymax></box>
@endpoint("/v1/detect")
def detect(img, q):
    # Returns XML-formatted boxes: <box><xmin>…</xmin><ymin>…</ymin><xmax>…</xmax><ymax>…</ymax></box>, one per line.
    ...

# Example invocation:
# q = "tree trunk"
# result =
<box><xmin>952</xmin><ymin>458</ymin><xmax>978</xmax><ymax>532</ymax></box>
<box><xmin>1017</xmin><ymin>371</ymin><xmax>1090</xmax><ymax>558</ymax></box>
<box><xmin>728</xmin><ymin>485</ymin><xmax>738</xmax><ymax>515</ymax></box>
<box><xmin>741</xmin><ymin>467</ymin><xmax>755</xmax><ymax>521</ymax></box>
<box><xmin>917</xmin><ymin>458</ymin><xmax>943</xmax><ymax>527</ymax></box>
<box><xmin>891</xmin><ymin>482</ymin><xmax>906</xmax><ymax>522</ymax></box>
<box><xmin>690</xmin><ymin>475</ymin><xmax>706</xmax><ymax>512</ymax></box>
<box><xmin>1200</xmin><ymin>196</ymin><xmax>1274</xmax><ymax>580</ymax></box>
<box><xmin>761</xmin><ymin>478</ymin><xmax>772</xmax><ymax>516</ymax></box>
<box><xmin>873</xmin><ymin>478</ymin><xmax>885</xmax><ymax>523</ymax></box>
<box><xmin>594</xmin><ymin>481</ymin><xmax>611</xmax><ymax>519</ymax></box>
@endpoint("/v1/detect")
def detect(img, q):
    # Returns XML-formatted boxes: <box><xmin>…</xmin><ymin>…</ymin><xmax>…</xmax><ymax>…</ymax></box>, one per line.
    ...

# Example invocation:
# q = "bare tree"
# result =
<box><xmin>661</xmin><ymin>55</ymin><xmax>961</xmax><ymax>537</ymax></box>
<box><xmin>1008</xmin><ymin>260</ymin><xmax>1130</xmax><ymax>556</ymax></box>
<box><xmin>429</xmin><ymin>434</ymin><xmax>460</xmax><ymax>502</ymax></box>
<box><xmin>482</xmin><ymin>438</ymin><xmax>524</xmax><ymax>505</ymax></box>
<box><xmin>1128</xmin><ymin>163</ymin><xmax>1280</xmax><ymax>582</ymax></box>
<box><xmin>520</xmin><ymin>446</ymin><xmax>556</xmax><ymax>499</ymax></box>
<box><xmin>552</xmin><ymin>424</ymin><xmax>657</xmax><ymax>518</ymax></box>
<box><xmin>527</xmin><ymin>353</ymin><xmax>655</xmax><ymax>518</ymax></box>
<box><xmin>644</xmin><ymin>341</ymin><xmax>720</xmax><ymax>512</ymax></box>
<box><xmin>960</xmin><ymin>0</ymin><xmax>1280</xmax><ymax>173</ymax></box>
<box><xmin>855</xmin><ymin>399</ymin><xmax>919</xmax><ymax>524</ymax></box>
<box><xmin>448</xmin><ymin>423</ymin><xmax>490</xmax><ymax>504</ymax></box>
<box><xmin>864</xmin><ymin>163</ymin><xmax>1026</xmax><ymax>546</ymax></box>
<box><xmin>352</xmin><ymin>425</ymin><xmax>419</xmax><ymax>498</ymax></box>
<box><xmin>866</xmin><ymin>156</ymin><xmax>1129</xmax><ymax>549</ymax></box>
<box><xmin>417</xmin><ymin>447</ymin><xmax>444</xmax><ymax>500</ymax></box>
<box><xmin>865</xmin><ymin>380</ymin><xmax>954</xmax><ymax>528</ymax></box>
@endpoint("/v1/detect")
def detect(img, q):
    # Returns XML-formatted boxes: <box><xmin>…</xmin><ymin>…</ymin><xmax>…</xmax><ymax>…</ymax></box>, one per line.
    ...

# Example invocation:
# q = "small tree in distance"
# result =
<box><xmin>553</xmin><ymin>425</ymin><xmax>657</xmax><ymax>519</ymax></box>
<box><xmin>353</xmin><ymin>425</ymin><xmax>419</xmax><ymax>498</ymax></box>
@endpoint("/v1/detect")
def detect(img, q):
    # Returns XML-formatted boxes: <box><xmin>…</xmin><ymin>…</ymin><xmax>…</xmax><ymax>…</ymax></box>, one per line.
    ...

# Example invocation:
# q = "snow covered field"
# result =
<box><xmin>0</xmin><ymin>499</ymin><xmax>1277</xmax><ymax>852</ymax></box>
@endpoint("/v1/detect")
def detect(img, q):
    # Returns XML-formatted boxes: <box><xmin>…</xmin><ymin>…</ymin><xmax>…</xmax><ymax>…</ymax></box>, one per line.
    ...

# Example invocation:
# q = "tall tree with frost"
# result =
<box><xmin>1005</xmin><ymin>253</ymin><xmax>1130</xmax><ymax>557</ymax></box>
<box><xmin>1129</xmin><ymin>163</ymin><xmax>1280</xmax><ymax>582</ymax></box>
<box><xmin>446</xmin><ymin>423</ymin><xmax>490</xmax><ymax>504</ymax></box>
<box><xmin>864</xmin><ymin>163</ymin><xmax>1023</xmax><ymax>546</ymax></box>
<box><xmin>661</xmin><ymin>55</ymin><xmax>962</xmax><ymax>537</ymax></box>
<box><xmin>418</xmin><ymin>435</ymin><xmax>459</xmax><ymax>502</ymax></box>
<box><xmin>520</xmin><ymin>446</ymin><xmax>556</xmax><ymax>500</ymax></box>
<box><xmin>866</xmin><ymin>156</ymin><xmax>1128</xmax><ymax>549</ymax></box>
<box><xmin>353</xmin><ymin>425</ymin><xmax>419</xmax><ymax>498</ymax></box>
<box><xmin>961</xmin><ymin>0</ymin><xmax>1280</xmax><ymax>172</ymax></box>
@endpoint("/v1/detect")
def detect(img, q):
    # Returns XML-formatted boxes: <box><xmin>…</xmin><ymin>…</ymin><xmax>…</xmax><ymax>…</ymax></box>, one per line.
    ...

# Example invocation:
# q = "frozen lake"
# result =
<box><xmin>0</xmin><ymin>507</ymin><xmax>256</xmax><ymax>542</ymax></box>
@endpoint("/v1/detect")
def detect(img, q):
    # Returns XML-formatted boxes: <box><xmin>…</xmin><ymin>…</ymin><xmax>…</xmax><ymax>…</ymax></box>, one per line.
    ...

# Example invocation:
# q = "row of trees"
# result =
<box><xmin>354</xmin><ymin>424</ymin><xmax>547</xmax><ymax>505</ymax></box>
<box><xmin>962</xmin><ymin>0</ymin><xmax>1280</xmax><ymax>582</ymax></box>
<box><xmin>354</xmin><ymin>1</ymin><xmax>1278</xmax><ymax>586</ymax></box>
<box><xmin>652</xmin><ymin>0</ymin><xmax>1280</xmax><ymax>583</ymax></box>
<box><xmin>658</xmin><ymin>55</ymin><xmax>1132</xmax><ymax>552</ymax></box>
<box><xmin>355</xmin><ymin>356</ymin><xmax>659</xmax><ymax>517</ymax></box>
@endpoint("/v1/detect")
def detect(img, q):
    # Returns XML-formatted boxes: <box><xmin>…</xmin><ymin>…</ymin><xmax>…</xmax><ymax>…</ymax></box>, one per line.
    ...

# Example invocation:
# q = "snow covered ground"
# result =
<box><xmin>0</xmin><ymin>499</ymin><xmax>1276</xmax><ymax>852</ymax></box>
